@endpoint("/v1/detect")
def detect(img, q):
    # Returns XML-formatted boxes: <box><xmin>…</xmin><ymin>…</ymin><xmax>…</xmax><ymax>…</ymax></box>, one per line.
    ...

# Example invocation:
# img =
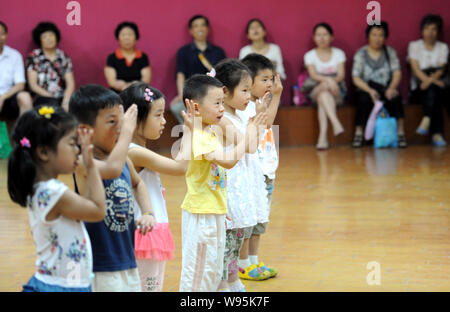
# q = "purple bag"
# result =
<box><xmin>364</xmin><ymin>100</ymin><xmax>384</xmax><ymax>140</ymax></box>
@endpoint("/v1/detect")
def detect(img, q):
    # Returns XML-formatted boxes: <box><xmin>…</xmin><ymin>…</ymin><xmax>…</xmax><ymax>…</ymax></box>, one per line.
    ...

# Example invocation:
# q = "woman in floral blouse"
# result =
<box><xmin>26</xmin><ymin>22</ymin><xmax>75</xmax><ymax>111</ymax></box>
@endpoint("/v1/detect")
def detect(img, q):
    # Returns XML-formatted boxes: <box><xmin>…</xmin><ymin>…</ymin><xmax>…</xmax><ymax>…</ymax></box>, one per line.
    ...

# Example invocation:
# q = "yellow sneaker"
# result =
<box><xmin>239</xmin><ymin>264</ymin><xmax>271</xmax><ymax>281</ymax></box>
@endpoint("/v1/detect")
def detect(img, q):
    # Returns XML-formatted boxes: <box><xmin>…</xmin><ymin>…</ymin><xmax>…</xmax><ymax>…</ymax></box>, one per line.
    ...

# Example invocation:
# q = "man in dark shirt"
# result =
<box><xmin>170</xmin><ymin>15</ymin><xmax>226</xmax><ymax>124</ymax></box>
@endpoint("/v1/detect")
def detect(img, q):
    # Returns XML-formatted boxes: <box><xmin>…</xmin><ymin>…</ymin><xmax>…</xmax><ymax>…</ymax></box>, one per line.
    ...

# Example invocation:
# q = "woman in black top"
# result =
<box><xmin>104</xmin><ymin>22</ymin><xmax>151</xmax><ymax>92</ymax></box>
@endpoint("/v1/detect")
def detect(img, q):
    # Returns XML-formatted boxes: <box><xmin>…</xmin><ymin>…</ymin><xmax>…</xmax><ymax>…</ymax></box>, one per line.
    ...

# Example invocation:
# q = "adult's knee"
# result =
<box><xmin>16</xmin><ymin>91</ymin><xmax>32</xmax><ymax>109</ymax></box>
<box><xmin>423</xmin><ymin>84</ymin><xmax>442</xmax><ymax>103</ymax></box>
<box><xmin>317</xmin><ymin>90</ymin><xmax>334</xmax><ymax>103</ymax></box>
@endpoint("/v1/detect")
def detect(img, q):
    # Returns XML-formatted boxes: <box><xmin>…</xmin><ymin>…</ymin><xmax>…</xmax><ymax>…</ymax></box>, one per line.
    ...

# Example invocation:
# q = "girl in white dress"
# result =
<box><xmin>7</xmin><ymin>105</ymin><xmax>105</xmax><ymax>292</ymax></box>
<box><xmin>120</xmin><ymin>83</ymin><xmax>193</xmax><ymax>292</ymax></box>
<box><xmin>214</xmin><ymin>59</ymin><xmax>269</xmax><ymax>292</ymax></box>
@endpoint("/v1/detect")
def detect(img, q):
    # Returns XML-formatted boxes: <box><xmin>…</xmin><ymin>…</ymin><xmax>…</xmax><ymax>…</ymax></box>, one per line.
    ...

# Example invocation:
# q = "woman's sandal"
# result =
<box><xmin>398</xmin><ymin>134</ymin><xmax>408</xmax><ymax>148</ymax></box>
<box><xmin>352</xmin><ymin>134</ymin><xmax>363</xmax><ymax>148</ymax></box>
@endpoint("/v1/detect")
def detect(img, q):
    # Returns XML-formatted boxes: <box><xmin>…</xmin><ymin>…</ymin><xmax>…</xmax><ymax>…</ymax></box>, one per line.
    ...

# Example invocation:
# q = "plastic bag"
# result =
<box><xmin>0</xmin><ymin>121</ymin><xmax>12</xmax><ymax>159</ymax></box>
<box><xmin>374</xmin><ymin>108</ymin><xmax>398</xmax><ymax>148</ymax></box>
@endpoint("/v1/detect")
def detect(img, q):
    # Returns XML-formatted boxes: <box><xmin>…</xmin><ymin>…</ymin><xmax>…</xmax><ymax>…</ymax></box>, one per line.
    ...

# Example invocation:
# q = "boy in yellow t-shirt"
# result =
<box><xmin>179</xmin><ymin>74</ymin><xmax>267</xmax><ymax>292</ymax></box>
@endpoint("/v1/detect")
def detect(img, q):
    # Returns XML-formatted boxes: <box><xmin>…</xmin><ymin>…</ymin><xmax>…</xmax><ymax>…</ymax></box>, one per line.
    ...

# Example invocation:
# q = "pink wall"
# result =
<box><xmin>2</xmin><ymin>0</ymin><xmax>450</xmax><ymax>106</ymax></box>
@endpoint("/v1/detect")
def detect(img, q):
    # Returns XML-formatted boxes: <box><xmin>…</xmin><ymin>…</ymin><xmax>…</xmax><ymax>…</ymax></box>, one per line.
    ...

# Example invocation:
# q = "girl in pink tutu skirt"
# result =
<box><xmin>120</xmin><ymin>83</ymin><xmax>192</xmax><ymax>291</ymax></box>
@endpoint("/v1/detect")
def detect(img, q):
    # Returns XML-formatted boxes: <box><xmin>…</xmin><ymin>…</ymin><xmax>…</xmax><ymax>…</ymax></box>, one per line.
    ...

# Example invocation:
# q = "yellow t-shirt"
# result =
<box><xmin>181</xmin><ymin>127</ymin><xmax>227</xmax><ymax>214</ymax></box>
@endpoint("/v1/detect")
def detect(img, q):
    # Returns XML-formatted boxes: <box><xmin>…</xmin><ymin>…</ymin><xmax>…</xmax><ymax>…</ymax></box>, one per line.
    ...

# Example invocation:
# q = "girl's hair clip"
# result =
<box><xmin>206</xmin><ymin>68</ymin><xmax>216</xmax><ymax>78</ymax></box>
<box><xmin>144</xmin><ymin>88</ymin><xmax>154</xmax><ymax>103</ymax></box>
<box><xmin>38</xmin><ymin>106</ymin><xmax>55</xmax><ymax>119</ymax></box>
<box><xmin>20</xmin><ymin>137</ymin><xmax>31</xmax><ymax>148</ymax></box>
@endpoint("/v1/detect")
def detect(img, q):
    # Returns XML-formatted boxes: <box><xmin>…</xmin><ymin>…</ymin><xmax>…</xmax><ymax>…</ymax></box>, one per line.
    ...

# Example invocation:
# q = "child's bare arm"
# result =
<box><xmin>77</xmin><ymin>104</ymin><xmax>138</xmax><ymax>180</ymax></box>
<box><xmin>217</xmin><ymin>117</ymin><xmax>240</xmax><ymax>147</ymax></box>
<box><xmin>129</xmin><ymin>146</ymin><xmax>188</xmax><ymax>176</ymax></box>
<box><xmin>218</xmin><ymin>116</ymin><xmax>259</xmax><ymax>154</ymax></box>
<box><xmin>128</xmin><ymin>114</ymin><xmax>193</xmax><ymax>176</ymax></box>
<box><xmin>48</xmin><ymin>128</ymin><xmax>106</xmax><ymax>222</ymax></box>
<box><xmin>128</xmin><ymin>158</ymin><xmax>156</xmax><ymax>235</ymax></box>
<box><xmin>97</xmin><ymin>104</ymin><xmax>137</xmax><ymax>179</ymax></box>
<box><xmin>206</xmin><ymin>112</ymin><xmax>267</xmax><ymax>169</ymax></box>
<box><xmin>50</xmin><ymin>188</ymin><xmax>106</xmax><ymax>222</ymax></box>
<box><xmin>265</xmin><ymin>74</ymin><xmax>283</xmax><ymax>127</ymax></box>
<box><xmin>128</xmin><ymin>99</ymin><xmax>194</xmax><ymax>176</ymax></box>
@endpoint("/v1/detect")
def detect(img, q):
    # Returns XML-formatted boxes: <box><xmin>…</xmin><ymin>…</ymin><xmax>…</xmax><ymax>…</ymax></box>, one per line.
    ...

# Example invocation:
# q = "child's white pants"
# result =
<box><xmin>179</xmin><ymin>210</ymin><xmax>225</xmax><ymax>292</ymax></box>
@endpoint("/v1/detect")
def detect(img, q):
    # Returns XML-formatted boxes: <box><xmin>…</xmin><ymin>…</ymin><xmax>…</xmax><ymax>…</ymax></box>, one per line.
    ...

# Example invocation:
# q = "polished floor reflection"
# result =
<box><xmin>0</xmin><ymin>146</ymin><xmax>449</xmax><ymax>291</ymax></box>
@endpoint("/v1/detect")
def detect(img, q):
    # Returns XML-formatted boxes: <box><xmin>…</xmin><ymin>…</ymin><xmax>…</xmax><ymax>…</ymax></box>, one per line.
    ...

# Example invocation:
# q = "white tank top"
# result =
<box><xmin>128</xmin><ymin>143</ymin><xmax>169</xmax><ymax>223</ymax></box>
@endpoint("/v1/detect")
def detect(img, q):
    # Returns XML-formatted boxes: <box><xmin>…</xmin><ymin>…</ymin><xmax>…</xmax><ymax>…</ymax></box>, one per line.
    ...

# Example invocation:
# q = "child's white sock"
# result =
<box><xmin>249</xmin><ymin>255</ymin><xmax>259</xmax><ymax>265</ymax></box>
<box><xmin>239</xmin><ymin>258</ymin><xmax>251</xmax><ymax>270</ymax></box>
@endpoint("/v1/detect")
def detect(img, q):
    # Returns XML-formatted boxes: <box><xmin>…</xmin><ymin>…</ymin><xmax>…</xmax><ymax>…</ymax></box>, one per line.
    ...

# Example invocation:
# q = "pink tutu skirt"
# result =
<box><xmin>135</xmin><ymin>223</ymin><xmax>175</xmax><ymax>261</ymax></box>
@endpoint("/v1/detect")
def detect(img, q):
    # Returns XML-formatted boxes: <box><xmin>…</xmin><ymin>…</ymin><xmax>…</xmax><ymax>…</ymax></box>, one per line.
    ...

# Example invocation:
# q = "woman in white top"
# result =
<box><xmin>408</xmin><ymin>14</ymin><xmax>448</xmax><ymax>147</ymax></box>
<box><xmin>303</xmin><ymin>23</ymin><xmax>345</xmax><ymax>150</ymax></box>
<box><xmin>239</xmin><ymin>18</ymin><xmax>286</xmax><ymax>81</ymax></box>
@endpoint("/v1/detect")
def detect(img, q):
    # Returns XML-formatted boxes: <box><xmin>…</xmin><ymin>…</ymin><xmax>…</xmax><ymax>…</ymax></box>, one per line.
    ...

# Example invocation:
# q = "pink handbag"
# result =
<box><xmin>292</xmin><ymin>71</ymin><xmax>311</xmax><ymax>106</ymax></box>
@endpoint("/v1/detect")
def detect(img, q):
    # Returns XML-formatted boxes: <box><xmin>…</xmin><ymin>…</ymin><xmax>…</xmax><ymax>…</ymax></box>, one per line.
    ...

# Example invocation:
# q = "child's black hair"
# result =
<box><xmin>119</xmin><ymin>82</ymin><xmax>165</xmax><ymax>125</ymax></box>
<box><xmin>69</xmin><ymin>84</ymin><xmax>123</xmax><ymax>126</ymax></box>
<box><xmin>32</xmin><ymin>22</ymin><xmax>61</xmax><ymax>47</ymax></box>
<box><xmin>183</xmin><ymin>74</ymin><xmax>223</xmax><ymax>105</ymax></box>
<box><xmin>215</xmin><ymin>59</ymin><xmax>252</xmax><ymax>95</ymax></box>
<box><xmin>241</xmin><ymin>53</ymin><xmax>275</xmax><ymax>80</ymax></box>
<box><xmin>8</xmin><ymin>105</ymin><xmax>78</xmax><ymax>207</ymax></box>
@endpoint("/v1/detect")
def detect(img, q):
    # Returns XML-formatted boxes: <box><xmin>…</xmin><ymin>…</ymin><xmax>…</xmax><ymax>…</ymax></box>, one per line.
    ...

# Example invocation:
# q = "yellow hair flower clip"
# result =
<box><xmin>38</xmin><ymin>106</ymin><xmax>55</xmax><ymax>119</ymax></box>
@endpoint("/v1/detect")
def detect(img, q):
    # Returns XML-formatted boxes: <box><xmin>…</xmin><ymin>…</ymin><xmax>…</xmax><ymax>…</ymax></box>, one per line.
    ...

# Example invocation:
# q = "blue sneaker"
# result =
<box><xmin>433</xmin><ymin>137</ymin><xmax>447</xmax><ymax>147</ymax></box>
<box><xmin>416</xmin><ymin>127</ymin><xmax>428</xmax><ymax>136</ymax></box>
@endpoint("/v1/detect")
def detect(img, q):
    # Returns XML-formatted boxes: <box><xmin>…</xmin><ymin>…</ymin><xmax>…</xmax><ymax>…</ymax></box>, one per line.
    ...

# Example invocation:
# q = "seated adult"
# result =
<box><xmin>104</xmin><ymin>21</ymin><xmax>151</xmax><ymax>93</ymax></box>
<box><xmin>407</xmin><ymin>14</ymin><xmax>448</xmax><ymax>147</ymax></box>
<box><xmin>170</xmin><ymin>15</ymin><xmax>226</xmax><ymax>124</ymax></box>
<box><xmin>351</xmin><ymin>21</ymin><xmax>407</xmax><ymax>148</ymax></box>
<box><xmin>303</xmin><ymin>23</ymin><xmax>346</xmax><ymax>150</ymax></box>
<box><xmin>26</xmin><ymin>22</ymin><xmax>75</xmax><ymax>111</ymax></box>
<box><xmin>239</xmin><ymin>18</ymin><xmax>286</xmax><ymax>81</ymax></box>
<box><xmin>0</xmin><ymin>21</ymin><xmax>32</xmax><ymax>121</ymax></box>
<box><xmin>444</xmin><ymin>63</ymin><xmax>450</xmax><ymax>117</ymax></box>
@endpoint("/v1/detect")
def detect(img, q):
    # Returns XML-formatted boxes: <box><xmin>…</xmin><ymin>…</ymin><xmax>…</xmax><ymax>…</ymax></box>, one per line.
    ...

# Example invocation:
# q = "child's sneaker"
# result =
<box><xmin>257</xmin><ymin>262</ymin><xmax>278</xmax><ymax>278</ymax></box>
<box><xmin>239</xmin><ymin>264</ymin><xmax>271</xmax><ymax>281</ymax></box>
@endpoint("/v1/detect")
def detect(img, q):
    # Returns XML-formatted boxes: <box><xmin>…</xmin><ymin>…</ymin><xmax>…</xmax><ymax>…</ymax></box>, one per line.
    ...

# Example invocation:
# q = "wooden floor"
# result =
<box><xmin>0</xmin><ymin>145</ymin><xmax>449</xmax><ymax>292</ymax></box>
